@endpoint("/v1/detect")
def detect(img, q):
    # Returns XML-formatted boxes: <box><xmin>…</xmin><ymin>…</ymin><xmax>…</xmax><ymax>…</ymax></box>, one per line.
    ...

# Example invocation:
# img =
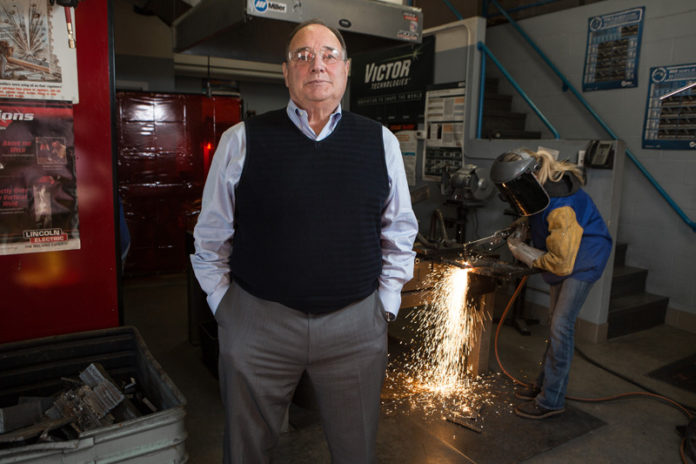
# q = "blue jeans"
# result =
<box><xmin>535</xmin><ymin>278</ymin><xmax>593</xmax><ymax>410</ymax></box>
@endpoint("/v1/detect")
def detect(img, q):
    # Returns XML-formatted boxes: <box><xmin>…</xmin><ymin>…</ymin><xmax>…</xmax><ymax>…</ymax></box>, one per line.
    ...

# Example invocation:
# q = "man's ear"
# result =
<box><xmin>282</xmin><ymin>62</ymin><xmax>289</xmax><ymax>87</ymax></box>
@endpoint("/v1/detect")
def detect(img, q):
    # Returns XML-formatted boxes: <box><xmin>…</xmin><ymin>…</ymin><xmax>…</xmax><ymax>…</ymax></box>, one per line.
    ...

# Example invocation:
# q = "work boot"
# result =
<box><xmin>514</xmin><ymin>400</ymin><xmax>565</xmax><ymax>420</ymax></box>
<box><xmin>514</xmin><ymin>385</ymin><xmax>541</xmax><ymax>400</ymax></box>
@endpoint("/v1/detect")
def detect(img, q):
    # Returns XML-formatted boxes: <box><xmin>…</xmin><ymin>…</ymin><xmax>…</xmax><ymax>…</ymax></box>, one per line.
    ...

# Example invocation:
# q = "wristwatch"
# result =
<box><xmin>384</xmin><ymin>311</ymin><xmax>396</xmax><ymax>323</ymax></box>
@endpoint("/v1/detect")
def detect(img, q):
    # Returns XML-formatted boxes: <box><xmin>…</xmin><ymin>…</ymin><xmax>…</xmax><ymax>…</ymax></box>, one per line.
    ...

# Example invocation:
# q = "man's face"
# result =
<box><xmin>282</xmin><ymin>24</ymin><xmax>350</xmax><ymax>112</ymax></box>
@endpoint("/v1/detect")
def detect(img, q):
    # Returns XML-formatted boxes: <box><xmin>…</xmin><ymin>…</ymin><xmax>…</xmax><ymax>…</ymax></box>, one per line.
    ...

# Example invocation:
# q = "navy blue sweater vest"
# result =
<box><xmin>229</xmin><ymin>109</ymin><xmax>388</xmax><ymax>313</ymax></box>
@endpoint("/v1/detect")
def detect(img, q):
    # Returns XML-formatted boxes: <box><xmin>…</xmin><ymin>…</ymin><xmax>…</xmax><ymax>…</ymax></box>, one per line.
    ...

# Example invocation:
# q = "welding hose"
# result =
<box><xmin>494</xmin><ymin>276</ymin><xmax>696</xmax><ymax>463</ymax></box>
<box><xmin>493</xmin><ymin>275</ymin><xmax>529</xmax><ymax>386</ymax></box>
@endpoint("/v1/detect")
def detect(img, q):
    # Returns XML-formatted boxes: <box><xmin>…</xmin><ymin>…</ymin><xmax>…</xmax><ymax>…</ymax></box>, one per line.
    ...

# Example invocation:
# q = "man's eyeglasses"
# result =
<box><xmin>288</xmin><ymin>46</ymin><xmax>344</xmax><ymax>65</ymax></box>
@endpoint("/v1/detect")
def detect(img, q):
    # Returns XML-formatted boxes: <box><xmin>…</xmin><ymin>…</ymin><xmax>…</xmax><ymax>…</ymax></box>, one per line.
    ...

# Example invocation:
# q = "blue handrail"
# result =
<box><xmin>440</xmin><ymin>0</ymin><xmax>464</xmax><ymax>21</ymax></box>
<box><xmin>477</xmin><ymin>44</ymin><xmax>486</xmax><ymax>139</ymax></box>
<box><xmin>474</xmin><ymin>0</ymin><xmax>696</xmax><ymax>232</ymax></box>
<box><xmin>484</xmin><ymin>0</ymin><xmax>564</xmax><ymax>19</ymax></box>
<box><xmin>477</xmin><ymin>42</ymin><xmax>560</xmax><ymax>139</ymax></box>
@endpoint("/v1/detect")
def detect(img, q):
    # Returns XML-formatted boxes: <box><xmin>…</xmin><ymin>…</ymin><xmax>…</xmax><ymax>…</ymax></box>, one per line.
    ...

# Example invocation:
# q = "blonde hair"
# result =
<box><xmin>504</xmin><ymin>148</ymin><xmax>584</xmax><ymax>185</ymax></box>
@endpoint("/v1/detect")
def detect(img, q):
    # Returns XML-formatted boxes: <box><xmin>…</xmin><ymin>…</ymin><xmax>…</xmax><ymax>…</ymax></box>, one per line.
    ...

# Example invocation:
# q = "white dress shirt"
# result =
<box><xmin>191</xmin><ymin>100</ymin><xmax>418</xmax><ymax>317</ymax></box>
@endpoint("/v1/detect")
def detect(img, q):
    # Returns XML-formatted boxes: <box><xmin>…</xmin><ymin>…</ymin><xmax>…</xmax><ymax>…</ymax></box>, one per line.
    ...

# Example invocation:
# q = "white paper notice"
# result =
<box><xmin>396</xmin><ymin>130</ymin><xmax>417</xmax><ymax>186</ymax></box>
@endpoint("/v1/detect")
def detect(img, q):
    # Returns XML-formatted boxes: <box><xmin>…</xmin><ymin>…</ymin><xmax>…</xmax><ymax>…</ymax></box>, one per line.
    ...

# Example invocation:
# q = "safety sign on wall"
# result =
<box><xmin>642</xmin><ymin>63</ymin><xmax>696</xmax><ymax>150</ymax></box>
<box><xmin>0</xmin><ymin>99</ymin><xmax>79</xmax><ymax>255</ymax></box>
<box><xmin>582</xmin><ymin>7</ymin><xmax>644</xmax><ymax>92</ymax></box>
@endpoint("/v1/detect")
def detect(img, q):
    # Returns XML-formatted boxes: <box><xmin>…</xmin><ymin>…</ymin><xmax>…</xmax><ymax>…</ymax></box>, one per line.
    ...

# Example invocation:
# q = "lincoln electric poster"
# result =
<box><xmin>0</xmin><ymin>99</ymin><xmax>79</xmax><ymax>255</ymax></box>
<box><xmin>0</xmin><ymin>1</ymin><xmax>78</xmax><ymax>102</ymax></box>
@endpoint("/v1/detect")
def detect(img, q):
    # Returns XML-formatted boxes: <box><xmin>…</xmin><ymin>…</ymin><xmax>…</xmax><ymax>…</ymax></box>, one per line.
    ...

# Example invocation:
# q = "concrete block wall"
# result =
<box><xmin>484</xmin><ymin>0</ymin><xmax>696</xmax><ymax>323</ymax></box>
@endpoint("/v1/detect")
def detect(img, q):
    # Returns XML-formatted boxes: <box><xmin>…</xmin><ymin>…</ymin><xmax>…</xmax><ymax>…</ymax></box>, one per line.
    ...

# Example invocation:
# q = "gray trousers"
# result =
<box><xmin>215</xmin><ymin>281</ymin><xmax>388</xmax><ymax>464</ymax></box>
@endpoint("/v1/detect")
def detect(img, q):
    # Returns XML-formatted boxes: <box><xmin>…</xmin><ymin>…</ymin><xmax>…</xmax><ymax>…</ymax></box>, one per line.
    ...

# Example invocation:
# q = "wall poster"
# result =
<box><xmin>0</xmin><ymin>1</ymin><xmax>78</xmax><ymax>102</ymax></box>
<box><xmin>642</xmin><ymin>64</ymin><xmax>696</xmax><ymax>150</ymax></box>
<box><xmin>0</xmin><ymin>99</ymin><xmax>79</xmax><ymax>255</ymax></box>
<box><xmin>422</xmin><ymin>82</ymin><xmax>466</xmax><ymax>181</ymax></box>
<box><xmin>582</xmin><ymin>7</ymin><xmax>644</xmax><ymax>92</ymax></box>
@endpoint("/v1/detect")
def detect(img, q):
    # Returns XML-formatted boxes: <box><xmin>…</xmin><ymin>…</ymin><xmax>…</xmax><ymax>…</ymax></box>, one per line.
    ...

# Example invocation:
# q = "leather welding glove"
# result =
<box><xmin>509</xmin><ymin>217</ymin><xmax>529</xmax><ymax>242</ymax></box>
<box><xmin>507</xmin><ymin>237</ymin><xmax>544</xmax><ymax>268</ymax></box>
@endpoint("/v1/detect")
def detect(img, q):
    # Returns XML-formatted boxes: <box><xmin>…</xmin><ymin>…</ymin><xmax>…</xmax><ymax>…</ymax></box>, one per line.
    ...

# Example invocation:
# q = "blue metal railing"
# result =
<box><xmin>440</xmin><ymin>0</ymin><xmax>464</xmax><ymax>21</ymax></box>
<box><xmin>476</xmin><ymin>42</ymin><xmax>559</xmax><ymax>139</ymax></box>
<box><xmin>467</xmin><ymin>0</ymin><xmax>696</xmax><ymax>232</ymax></box>
<box><xmin>484</xmin><ymin>0</ymin><xmax>564</xmax><ymax>19</ymax></box>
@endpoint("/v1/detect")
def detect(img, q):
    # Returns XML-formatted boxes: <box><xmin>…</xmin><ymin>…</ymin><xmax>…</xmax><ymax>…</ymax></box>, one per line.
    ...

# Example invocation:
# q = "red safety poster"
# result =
<box><xmin>0</xmin><ymin>99</ymin><xmax>78</xmax><ymax>255</ymax></box>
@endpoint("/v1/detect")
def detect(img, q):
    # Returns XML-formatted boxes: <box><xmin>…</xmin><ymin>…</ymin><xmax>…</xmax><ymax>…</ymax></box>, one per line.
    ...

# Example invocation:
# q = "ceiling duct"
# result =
<box><xmin>173</xmin><ymin>0</ymin><xmax>423</xmax><ymax>64</ymax></box>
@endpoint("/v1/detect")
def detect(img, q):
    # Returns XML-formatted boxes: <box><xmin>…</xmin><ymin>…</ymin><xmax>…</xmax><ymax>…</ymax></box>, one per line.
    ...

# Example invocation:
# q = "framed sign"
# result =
<box><xmin>582</xmin><ymin>7</ymin><xmax>644</xmax><ymax>91</ymax></box>
<box><xmin>642</xmin><ymin>64</ymin><xmax>696</xmax><ymax>150</ymax></box>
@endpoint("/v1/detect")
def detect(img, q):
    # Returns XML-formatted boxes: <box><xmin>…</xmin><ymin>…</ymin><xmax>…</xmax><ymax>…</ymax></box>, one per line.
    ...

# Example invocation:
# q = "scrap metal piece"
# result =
<box><xmin>78</xmin><ymin>363</ymin><xmax>126</xmax><ymax>416</ymax></box>
<box><xmin>0</xmin><ymin>416</ymin><xmax>75</xmax><ymax>444</ymax></box>
<box><xmin>446</xmin><ymin>411</ymin><xmax>482</xmax><ymax>433</ymax></box>
<box><xmin>0</xmin><ymin>401</ymin><xmax>44</xmax><ymax>434</ymax></box>
<box><xmin>44</xmin><ymin>363</ymin><xmax>129</xmax><ymax>433</ymax></box>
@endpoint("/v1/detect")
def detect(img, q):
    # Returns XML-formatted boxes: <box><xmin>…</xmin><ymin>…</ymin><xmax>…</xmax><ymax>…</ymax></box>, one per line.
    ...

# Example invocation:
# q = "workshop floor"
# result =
<box><xmin>123</xmin><ymin>273</ymin><xmax>696</xmax><ymax>464</ymax></box>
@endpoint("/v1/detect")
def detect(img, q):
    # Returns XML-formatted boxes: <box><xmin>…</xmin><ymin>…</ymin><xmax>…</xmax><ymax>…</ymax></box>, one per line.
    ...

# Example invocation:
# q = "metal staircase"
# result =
<box><xmin>481</xmin><ymin>77</ymin><xmax>541</xmax><ymax>139</ymax></box>
<box><xmin>608</xmin><ymin>243</ymin><xmax>669</xmax><ymax>338</ymax></box>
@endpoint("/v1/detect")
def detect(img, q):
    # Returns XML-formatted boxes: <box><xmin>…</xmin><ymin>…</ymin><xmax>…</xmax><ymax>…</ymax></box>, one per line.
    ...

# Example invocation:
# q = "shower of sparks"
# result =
<box><xmin>382</xmin><ymin>263</ymin><xmax>511</xmax><ymax>427</ymax></box>
<box><xmin>409</xmin><ymin>264</ymin><xmax>488</xmax><ymax>392</ymax></box>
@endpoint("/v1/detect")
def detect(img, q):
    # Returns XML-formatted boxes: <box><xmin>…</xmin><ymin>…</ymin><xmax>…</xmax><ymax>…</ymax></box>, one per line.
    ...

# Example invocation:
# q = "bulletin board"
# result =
<box><xmin>642</xmin><ymin>64</ymin><xmax>696</xmax><ymax>150</ymax></box>
<box><xmin>582</xmin><ymin>7</ymin><xmax>644</xmax><ymax>92</ymax></box>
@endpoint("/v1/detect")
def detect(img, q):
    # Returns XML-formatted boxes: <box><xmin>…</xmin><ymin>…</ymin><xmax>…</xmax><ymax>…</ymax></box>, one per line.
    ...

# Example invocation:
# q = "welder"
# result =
<box><xmin>490</xmin><ymin>148</ymin><xmax>612</xmax><ymax>419</ymax></box>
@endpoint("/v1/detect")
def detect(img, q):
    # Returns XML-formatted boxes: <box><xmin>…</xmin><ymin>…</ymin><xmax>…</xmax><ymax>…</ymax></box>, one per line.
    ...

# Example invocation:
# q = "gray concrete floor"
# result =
<box><xmin>123</xmin><ymin>273</ymin><xmax>696</xmax><ymax>463</ymax></box>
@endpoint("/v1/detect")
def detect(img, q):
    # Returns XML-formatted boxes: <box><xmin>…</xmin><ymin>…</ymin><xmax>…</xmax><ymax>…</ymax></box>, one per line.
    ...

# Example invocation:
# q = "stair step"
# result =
<box><xmin>483</xmin><ymin>111</ymin><xmax>527</xmax><ymax>131</ymax></box>
<box><xmin>480</xmin><ymin>128</ymin><xmax>542</xmax><ymax>139</ymax></box>
<box><xmin>484</xmin><ymin>94</ymin><xmax>513</xmax><ymax>112</ymax></box>
<box><xmin>607</xmin><ymin>292</ymin><xmax>668</xmax><ymax>338</ymax></box>
<box><xmin>611</xmin><ymin>265</ymin><xmax>647</xmax><ymax>298</ymax></box>
<box><xmin>485</xmin><ymin>77</ymin><xmax>499</xmax><ymax>93</ymax></box>
<box><xmin>614</xmin><ymin>242</ymin><xmax>627</xmax><ymax>268</ymax></box>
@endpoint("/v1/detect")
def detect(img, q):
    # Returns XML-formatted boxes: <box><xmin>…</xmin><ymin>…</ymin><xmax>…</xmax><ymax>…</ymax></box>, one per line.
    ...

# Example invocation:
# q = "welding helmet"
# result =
<box><xmin>489</xmin><ymin>149</ymin><xmax>549</xmax><ymax>216</ymax></box>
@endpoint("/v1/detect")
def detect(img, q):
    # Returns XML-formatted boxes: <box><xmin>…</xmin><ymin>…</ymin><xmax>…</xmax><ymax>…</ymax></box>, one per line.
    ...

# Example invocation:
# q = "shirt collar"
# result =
<box><xmin>286</xmin><ymin>100</ymin><xmax>343</xmax><ymax>141</ymax></box>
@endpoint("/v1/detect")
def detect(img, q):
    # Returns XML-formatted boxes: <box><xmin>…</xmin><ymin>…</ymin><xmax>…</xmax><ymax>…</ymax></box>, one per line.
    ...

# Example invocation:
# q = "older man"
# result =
<box><xmin>191</xmin><ymin>19</ymin><xmax>418</xmax><ymax>463</ymax></box>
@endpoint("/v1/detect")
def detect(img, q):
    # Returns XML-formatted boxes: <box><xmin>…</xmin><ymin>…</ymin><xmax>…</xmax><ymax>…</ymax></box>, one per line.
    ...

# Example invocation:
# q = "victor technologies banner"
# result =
<box><xmin>350</xmin><ymin>36</ymin><xmax>434</xmax><ymax>127</ymax></box>
<box><xmin>0</xmin><ymin>99</ymin><xmax>79</xmax><ymax>255</ymax></box>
